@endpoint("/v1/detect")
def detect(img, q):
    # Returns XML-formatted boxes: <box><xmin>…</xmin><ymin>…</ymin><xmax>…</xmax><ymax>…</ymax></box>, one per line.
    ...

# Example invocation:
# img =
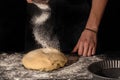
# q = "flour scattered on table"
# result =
<box><xmin>0</xmin><ymin>52</ymin><xmax>102</xmax><ymax>79</ymax></box>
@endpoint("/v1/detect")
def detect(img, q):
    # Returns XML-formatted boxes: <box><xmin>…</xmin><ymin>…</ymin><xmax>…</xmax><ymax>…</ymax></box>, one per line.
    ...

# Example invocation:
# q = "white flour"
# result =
<box><xmin>0</xmin><ymin>53</ymin><xmax>102</xmax><ymax>80</ymax></box>
<box><xmin>32</xmin><ymin>2</ymin><xmax>60</xmax><ymax>50</ymax></box>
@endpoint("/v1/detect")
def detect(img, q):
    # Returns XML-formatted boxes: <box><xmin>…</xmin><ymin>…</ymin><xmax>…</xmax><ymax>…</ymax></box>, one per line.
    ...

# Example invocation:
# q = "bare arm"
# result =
<box><xmin>86</xmin><ymin>0</ymin><xmax>108</xmax><ymax>32</ymax></box>
<box><xmin>73</xmin><ymin>0</ymin><xmax>108</xmax><ymax>56</ymax></box>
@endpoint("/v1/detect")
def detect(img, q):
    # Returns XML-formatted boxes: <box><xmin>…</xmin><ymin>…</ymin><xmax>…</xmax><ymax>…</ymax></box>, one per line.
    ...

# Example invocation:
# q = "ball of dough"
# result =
<box><xmin>22</xmin><ymin>48</ymin><xmax>68</xmax><ymax>71</ymax></box>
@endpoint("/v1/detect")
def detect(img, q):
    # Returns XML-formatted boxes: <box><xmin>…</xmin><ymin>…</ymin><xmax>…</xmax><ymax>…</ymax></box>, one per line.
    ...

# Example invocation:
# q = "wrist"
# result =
<box><xmin>85</xmin><ymin>24</ymin><xmax>99</xmax><ymax>33</ymax></box>
<box><xmin>84</xmin><ymin>28</ymin><xmax>98</xmax><ymax>34</ymax></box>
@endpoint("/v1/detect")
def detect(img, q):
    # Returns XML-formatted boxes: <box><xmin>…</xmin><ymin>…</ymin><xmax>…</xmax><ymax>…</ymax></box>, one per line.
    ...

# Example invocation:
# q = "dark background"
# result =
<box><xmin>0</xmin><ymin>0</ymin><xmax>120</xmax><ymax>53</ymax></box>
<box><xmin>0</xmin><ymin>0</ymin><xmax>26</xmax><ymax>53</ymax></box>
<box><xmin>97</xmin><ymin>0</ymin><xmax>120</xmax><ymax>54</ymax></box>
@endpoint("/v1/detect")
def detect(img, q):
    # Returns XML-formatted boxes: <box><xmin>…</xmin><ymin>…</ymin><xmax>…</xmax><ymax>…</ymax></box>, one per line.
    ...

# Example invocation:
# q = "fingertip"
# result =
<box><xmin>87</xmin><ymin>54</ymin><xmax>91</xmax><ymax>57</ymax></box>
<box><xmin>83</xmin><ymin>53</ymin><xmax>87</xmax><ymax>57</ymax></box>
<box><xmin>78</xmin><ymin>51</ymin><xmax>83</xmax><ymax>56</ymax></box>
<box><xmin>78</xmin><ymin>53</ymin><xmax>82</xmax><ymax>56</ymax></box>
<box><xmin>92</xmin><ymin>50</ymin><xmax>95</xmax><ymax>55</ymax></box>
<box><xmin>92</xmin><ymin>52</ymin><xmax>95</xmax><ymax>55</ymax></box>
<box><xmin>72</xmin><ymin>49</ymin><xmax>76</xmax><ymax>53</ymax></box>
<box><xmin>71</xmin><ymin>51</ymin><xmax>76</xmax><ymax>54</ymax></box>
<box><xmin>72</xmin><ymin>47</ymin><xmax>78</xmax><ymax>53</ymax></box>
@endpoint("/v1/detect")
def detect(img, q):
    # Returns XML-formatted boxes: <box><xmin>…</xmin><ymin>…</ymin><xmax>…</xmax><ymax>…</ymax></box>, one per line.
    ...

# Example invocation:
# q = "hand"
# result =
<box><xmin>27</xmin><ymin>0</ymin><xmax>32</xmax><ymax>3</ymax></box>
<box><xmin>72</xmin><ymin>29</ymin><xmax>97</xmax><ymax>57</ymax></box>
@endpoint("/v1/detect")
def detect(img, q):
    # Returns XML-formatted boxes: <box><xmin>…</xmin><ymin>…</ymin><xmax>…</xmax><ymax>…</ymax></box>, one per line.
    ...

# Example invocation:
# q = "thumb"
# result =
<box><xmin>72</xmin><ymin>42</ymin><xmax>79</xmax><ymax>53</ymax></box>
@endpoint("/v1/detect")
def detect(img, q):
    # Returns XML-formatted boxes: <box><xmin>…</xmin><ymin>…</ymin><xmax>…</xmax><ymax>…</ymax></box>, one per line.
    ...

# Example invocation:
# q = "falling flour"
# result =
<box><xmin>32</xmin><ymin>2</ymin><xmax>60</xmax><ymax>50</ymax></box>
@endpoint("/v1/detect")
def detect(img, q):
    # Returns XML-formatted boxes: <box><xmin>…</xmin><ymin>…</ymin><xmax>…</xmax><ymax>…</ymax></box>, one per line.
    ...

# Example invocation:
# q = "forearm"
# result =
<box><xmin>85</xmin><ymin>0</ymin><xmax>108</xmax><ymax>32</ymax></box>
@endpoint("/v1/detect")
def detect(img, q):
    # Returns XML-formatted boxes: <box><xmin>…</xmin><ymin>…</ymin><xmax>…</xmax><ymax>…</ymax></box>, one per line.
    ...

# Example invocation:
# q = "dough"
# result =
<box><xmin>22</xmin><ymin>47</ymin><xmax>68</xmax><ymax>71</ymax></box>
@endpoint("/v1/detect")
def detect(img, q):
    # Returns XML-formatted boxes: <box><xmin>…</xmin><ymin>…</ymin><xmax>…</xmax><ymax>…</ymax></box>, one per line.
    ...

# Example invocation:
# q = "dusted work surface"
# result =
<box><xmin>0</xmin><ymin>53</ymin><xmax>102</xmax><ymax>80</ymax></box>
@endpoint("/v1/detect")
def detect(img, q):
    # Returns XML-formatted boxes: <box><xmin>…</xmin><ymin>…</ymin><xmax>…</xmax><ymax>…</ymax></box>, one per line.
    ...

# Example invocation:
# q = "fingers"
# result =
<box><xmin>87</xmin><ymin>45</ymin><xmax>96</xmax><ymax>56</ymax></box>
<box><xmin>92</xmin><ymin>47</ymin><xmax>96</xmax><ymax>55</ymax></box>
<box><xmin>83</xmin><ymin>42</ymin><xmax>89</xmax><ymax>56</ymax></box>
<box><xmin>87</xmin><ymin>46</ymin><xmax>92</xmax><ymax>56</ymax></box>
<box><xmin>72</xmin><ymin>30</ymin><xmax>97</xmax><ymax>56</ymax></box>
<box><xmin>72</xmin><ymin>41</ymin><xmax>80</xmax><ymax>53</ymax></box>
<box><xmin>78</xmin><ymin>42</ymin><xmax>84</xmax><ymax>56</ymax></box>
<box><xmin>77</xmin><ymin>41</ymin><xmax>96</xmax><ymax>57</ymax></box>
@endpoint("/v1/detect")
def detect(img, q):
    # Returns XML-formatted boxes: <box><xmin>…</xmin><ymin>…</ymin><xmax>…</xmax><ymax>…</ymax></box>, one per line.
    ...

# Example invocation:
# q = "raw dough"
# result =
<box><xmin>22</xmin><ymin>47</ymin><xmax>68</xmax><ymax>71</ymax></box>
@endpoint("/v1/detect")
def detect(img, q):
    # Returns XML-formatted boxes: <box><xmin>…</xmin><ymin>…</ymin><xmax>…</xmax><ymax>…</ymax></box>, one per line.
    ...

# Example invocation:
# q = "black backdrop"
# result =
<box><xmin>0</xmin><ymin>0</ymin><xmax>120</xmax><ymax>53</ymax></box>
<box><xmin>0</xmin><ymin>0</ymin><xmax>26</xmax><ymax>52</ymax></box>
<box><xmin>97</xmin><ymin>0</ymin><xmax>120</xmax><ymax>53</ymax></box>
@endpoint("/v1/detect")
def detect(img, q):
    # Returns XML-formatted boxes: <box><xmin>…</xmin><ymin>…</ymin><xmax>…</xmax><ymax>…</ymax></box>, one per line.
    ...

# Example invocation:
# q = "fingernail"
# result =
<box><xmin>78</xmin><ymin>53</ymin><xmax>82</xmax><ymax>56</ymax></box>
<box><xmin>71</xmin><ymin>51</ymin><xmax>75</xmax><ymax>53</ymax></box>
<box><xmin>83</xmin><ymin>54</ymin><xmax>87</xmax><ymax>57</ymax></box>
<box><xmin>92</xmin><ymin>53</ymin><xmax>95</xmax><ymax>55</ymax></box>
